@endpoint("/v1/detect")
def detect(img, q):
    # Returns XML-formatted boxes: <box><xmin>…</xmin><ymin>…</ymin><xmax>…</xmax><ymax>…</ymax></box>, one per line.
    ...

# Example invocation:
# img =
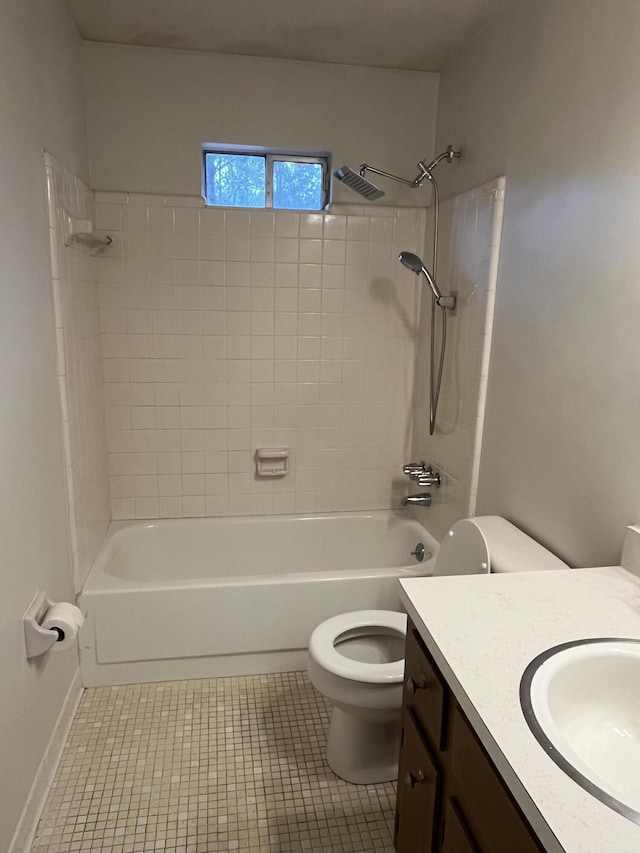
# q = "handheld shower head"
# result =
<box><xmin>333</xmin><ymin>166</ymin><xmax>385</xmax><ymax>200</ymax></box>
<box><xmin>398</xmin><ymin>251</ymin><xmax>426</xmax><ymax>276</ymax></box>
<box><xmin>398</xmin><ymin>251</ymin><xmax>456</xmax><ymax>310</ymax></box>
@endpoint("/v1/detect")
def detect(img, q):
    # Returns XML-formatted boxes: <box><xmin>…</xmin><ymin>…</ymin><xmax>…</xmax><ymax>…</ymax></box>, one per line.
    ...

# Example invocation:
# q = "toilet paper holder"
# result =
<box><xmin>23</xmin><ymin>591</ymin><xmax>64</xmax><ymax>658</ymax></box>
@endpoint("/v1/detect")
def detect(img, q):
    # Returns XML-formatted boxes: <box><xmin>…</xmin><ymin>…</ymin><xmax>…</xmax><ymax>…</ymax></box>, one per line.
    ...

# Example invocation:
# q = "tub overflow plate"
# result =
<box><xmin>411</xmin><ymin>543</ymin><xmax>426</xmax><ymax>562</ymax></box>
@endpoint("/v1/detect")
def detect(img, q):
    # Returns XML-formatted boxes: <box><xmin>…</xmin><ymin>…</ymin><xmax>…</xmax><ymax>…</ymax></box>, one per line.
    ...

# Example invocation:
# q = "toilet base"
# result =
<box><xmin>326</xmin><ymin>706</ymin><xmax>401</xmax><ymax>784</ymax></box>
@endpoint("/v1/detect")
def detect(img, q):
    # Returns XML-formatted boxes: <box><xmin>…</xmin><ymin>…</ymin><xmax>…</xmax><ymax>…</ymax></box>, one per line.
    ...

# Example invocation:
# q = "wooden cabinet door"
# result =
<box><xmin>441</xmin><ymin>799</ymin><xmax>479</xmax><ymax>853</ymax></box>
<box><xmin>450</xmin><ymin>706</ymin><xmax>546</xmax><ymax>853</ymax></box>
<box><xmin>396</xmin><ymin>624</ymin><xmax>546</xmax><ymax>853</ymax></box>
<box><xmin>404</xmin><ymin>622</ymin><xmax>447</xmax><ymax>752</ymax></box>
<box><xmin>394</xmin><ymin>711</ymin><xmax>440</xmax><ymax>853</ymax></box>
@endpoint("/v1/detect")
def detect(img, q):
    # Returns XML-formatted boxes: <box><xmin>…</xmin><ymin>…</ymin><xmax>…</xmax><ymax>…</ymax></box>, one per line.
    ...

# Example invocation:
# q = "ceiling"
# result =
<box><xmin>64</xmin><ymin>0</ymin><xmax>507</xmax><ymax>72</ymax></box>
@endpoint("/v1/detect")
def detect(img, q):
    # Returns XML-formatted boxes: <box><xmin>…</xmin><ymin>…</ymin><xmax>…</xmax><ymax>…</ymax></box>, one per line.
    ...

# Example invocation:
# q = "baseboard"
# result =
<box><xmin>7</xmin><ymin>669</ymin><xmax>83</xmax><ymax>853</ymax></box>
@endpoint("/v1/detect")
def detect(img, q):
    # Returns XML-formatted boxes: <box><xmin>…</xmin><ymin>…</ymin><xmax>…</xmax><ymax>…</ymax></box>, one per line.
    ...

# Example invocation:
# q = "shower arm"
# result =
<box><xmin>358</xmin><ymin>163</ymin><xmax>422</xmax><ymax>188</ymax></box>
<box><xmin>360</xmin><ymin>160</ymin><xmax>431</xmax><ymax>189</ymax></box>
<box><xmin>359</xmin><ymin>147</ymin><xmax>461</xmax><ymax>189</ymax></box>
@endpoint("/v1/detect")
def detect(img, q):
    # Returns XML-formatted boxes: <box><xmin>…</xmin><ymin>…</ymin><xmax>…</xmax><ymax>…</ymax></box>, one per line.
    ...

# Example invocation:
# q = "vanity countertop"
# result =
<box><xmin>400</xmin><ymin>566</ymin><xmax>640</xmax><ymax>853</ymax></box>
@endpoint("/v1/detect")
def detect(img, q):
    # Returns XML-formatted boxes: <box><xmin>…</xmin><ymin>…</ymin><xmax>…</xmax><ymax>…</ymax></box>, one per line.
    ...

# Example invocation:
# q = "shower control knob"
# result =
<box><xmin>416</xmin><ymin>470</ymin><xmax>441</xmax><ymax>488</ymax></box>
<box><xmin>403</xmin><ymin>462</ymin><xmax>426</xmax><ymax>478</ymax></box>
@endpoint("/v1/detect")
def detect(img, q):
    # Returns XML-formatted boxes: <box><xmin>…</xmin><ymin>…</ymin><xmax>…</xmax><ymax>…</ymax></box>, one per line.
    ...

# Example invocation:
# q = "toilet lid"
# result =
<box><xmin>309</xmin><ymin>610</ymin><xmax>407</xmax><ymax>684</ymax></box>
<box><xmin>433</xmin><ymin>518</ymin><xmax>491</xmax><ymax>576</ymax></box>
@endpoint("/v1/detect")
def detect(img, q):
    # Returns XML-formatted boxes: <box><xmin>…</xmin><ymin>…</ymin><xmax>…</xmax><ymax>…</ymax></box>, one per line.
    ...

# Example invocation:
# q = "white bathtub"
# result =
<box><xmin>79</xmin><ymin>511</ymin><xmax>437</xmax><ymax>686</ymax></box>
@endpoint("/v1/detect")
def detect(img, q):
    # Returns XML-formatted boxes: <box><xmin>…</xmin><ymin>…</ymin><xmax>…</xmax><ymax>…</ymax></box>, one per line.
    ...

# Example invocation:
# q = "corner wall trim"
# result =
<box><xmin>7</xmin><ymin>669</ymin><xmax>83</xmax><ymax>853</ymax></box>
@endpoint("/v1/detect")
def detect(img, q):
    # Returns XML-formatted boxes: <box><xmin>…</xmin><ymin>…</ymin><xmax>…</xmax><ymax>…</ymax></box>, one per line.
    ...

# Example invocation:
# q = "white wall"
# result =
<box><xmin>82</xmin><ymin>43</ymin><xmax>439</xmax><ymax>206</ymax></box>
<box><xmin>0</xmin><ymin>2</ymin><xmax>88</xmax><ymax>849</ymax></box>
<box><xmin>435</xmin><ymin>0</ymin><xmax>640</xmax><ymax>566</ymax></box>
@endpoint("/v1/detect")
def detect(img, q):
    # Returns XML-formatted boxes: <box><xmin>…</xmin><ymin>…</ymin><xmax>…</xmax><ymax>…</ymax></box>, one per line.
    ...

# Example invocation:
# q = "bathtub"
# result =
<box><xmin>78</xmin><ymin>510</ymin><xmax>438</xmax><ymax>687</ymax></box>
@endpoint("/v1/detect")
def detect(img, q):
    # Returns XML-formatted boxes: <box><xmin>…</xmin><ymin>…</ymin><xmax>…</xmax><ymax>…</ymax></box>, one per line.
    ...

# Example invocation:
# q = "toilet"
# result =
<box><xmin>307</xmin><ymin>515</ymin><xmax>568</xmax><ymax>784</ymax></box>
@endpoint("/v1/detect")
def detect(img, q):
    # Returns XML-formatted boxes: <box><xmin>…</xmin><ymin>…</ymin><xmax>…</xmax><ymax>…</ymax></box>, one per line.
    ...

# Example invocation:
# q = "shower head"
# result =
<box><xmin>398</xmin><ymin>251</ymin><xmax>427</xmax><ymax>276</ymax></box>
<box><xmin>398</xmin><ymin>251</ymin><xmax>456</xmax><ymax>310</ymax></box>
<box><xmin>333</xmin><ymin>166</ymin><xmax>385</xmax><ymax>200</ymax></box>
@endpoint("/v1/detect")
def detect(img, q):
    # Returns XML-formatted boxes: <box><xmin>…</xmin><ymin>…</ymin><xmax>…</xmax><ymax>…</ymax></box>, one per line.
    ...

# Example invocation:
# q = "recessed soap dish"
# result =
<box><xmin>255</xmin><ymin>448</ymin><xmax>290</xmax><ymax>478</ymax></box>
<box><xmin>62</xmin><ymin>209</ymin><xmax>112</xmax><ymax>250</ymax></box>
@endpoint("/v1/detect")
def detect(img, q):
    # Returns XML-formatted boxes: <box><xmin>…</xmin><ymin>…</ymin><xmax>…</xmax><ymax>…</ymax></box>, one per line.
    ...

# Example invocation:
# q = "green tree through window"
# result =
<box><xmin>273</xmin><ymin>161</ymin><xmax>323</xmax><ymax>210</ymax></box>
<box><xmin>205</xmin><ymin>154</ymin><xmax>265</xmax><ymax>207</ymax></box>
<box><xmin>204</xmin><ymin>151</ymin><xmax>326</xmax><ymax>210</ymax></box>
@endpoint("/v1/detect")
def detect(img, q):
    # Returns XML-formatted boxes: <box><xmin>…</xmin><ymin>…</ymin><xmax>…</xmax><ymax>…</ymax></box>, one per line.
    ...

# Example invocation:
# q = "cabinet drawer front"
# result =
<box><xmin>441</xmin><ymin>798</ymin><xmax>479</xmax><ymax>853</ymax></box>
<box><xmin>395</xmin><ymin>710</ymin><xmax>441</xmax><ymax>853</ymax></box>
<box><xmin>450</xmin><ymin>707</ymin><xmax>545</xmax><ymax>853</ymax></box>
<box><xmin>404</xmin><ymin>621</ymin><xmax>447</xmax><ymax>751</ymax></box>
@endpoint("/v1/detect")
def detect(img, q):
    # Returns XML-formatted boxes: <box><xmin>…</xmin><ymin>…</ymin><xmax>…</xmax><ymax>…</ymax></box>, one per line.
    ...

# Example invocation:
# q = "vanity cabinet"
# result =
<box><xmin>395</xmin><ymin>620</ymin><xmax>545</xmax><ymax>853</ymax></box>
<box><xmin>440</xmin><ymin>800</ymin><xmax>477</xmax><ymax>853</ymax></box>
<box><xmin>395</xmin><ymin>711</ymin><xmax>440</xmax><ymax>853</ymax></box>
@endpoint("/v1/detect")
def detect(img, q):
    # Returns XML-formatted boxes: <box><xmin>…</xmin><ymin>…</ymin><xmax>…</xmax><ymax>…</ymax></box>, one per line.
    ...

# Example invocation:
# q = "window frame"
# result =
<box><xmin>201</xmin><ymin>145</ymin><xmax>331</xmax><ymax>211</ymax></box>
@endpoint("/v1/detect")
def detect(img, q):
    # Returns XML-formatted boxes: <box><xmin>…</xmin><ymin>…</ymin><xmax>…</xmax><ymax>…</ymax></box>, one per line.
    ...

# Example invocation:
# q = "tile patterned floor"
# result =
<box><xmin>32</xmin><ymin>672</ymin><xmax>396</xmax><ymax>852</ymax></box>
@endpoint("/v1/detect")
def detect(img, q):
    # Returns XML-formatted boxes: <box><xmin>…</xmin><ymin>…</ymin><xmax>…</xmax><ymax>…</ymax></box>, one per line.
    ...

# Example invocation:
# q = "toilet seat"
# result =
<box><xmin>309</xmin><ymin>610</ymin><xmax>407</xmax><ymax>684</ymax></box>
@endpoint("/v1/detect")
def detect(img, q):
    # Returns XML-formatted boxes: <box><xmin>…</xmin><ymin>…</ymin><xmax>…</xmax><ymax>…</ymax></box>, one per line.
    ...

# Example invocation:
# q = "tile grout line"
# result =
<box><xmin>31</xmin><ymin>671</ymin><xmax>396</xmax><ymax>853</ymax></box>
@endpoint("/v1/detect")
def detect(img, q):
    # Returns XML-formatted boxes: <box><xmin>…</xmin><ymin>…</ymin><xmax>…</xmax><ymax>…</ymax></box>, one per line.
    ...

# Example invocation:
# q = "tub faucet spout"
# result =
<box><xmin>401</xmin><ymin>493</ymin><xmax>432</xmax><ymax>508</ymax></box>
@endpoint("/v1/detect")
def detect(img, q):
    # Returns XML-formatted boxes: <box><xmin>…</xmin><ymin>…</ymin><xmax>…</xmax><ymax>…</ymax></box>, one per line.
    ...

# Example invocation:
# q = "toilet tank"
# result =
<box><xmin>433</xmin><ymin>516</ymin><xmax>569</xmax><ymax>577</ymax></box>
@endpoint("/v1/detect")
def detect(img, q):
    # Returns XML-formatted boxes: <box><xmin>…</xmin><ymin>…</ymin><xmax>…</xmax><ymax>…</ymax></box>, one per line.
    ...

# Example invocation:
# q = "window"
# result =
<box><xmin>203</xmin><ymin>147</ymin><xmax>330</xmax><ymax>210</ymax></box>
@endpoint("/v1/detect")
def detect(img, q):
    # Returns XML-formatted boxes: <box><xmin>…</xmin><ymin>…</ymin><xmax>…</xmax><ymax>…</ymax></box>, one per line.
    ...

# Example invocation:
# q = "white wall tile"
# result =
<box><xmin>46</xmin><ymin>157</ymin><xmax>110</xmax><ymax>590</ymax></box>
<box><xmin>99</xmin><ymin>195</ymin><xmax>423</xmax><ymax>518</ymax></box>
<box><xmin>410</xmin><ymin>177</ymin><xmax>505</xmax><ymax>539</ymax></box>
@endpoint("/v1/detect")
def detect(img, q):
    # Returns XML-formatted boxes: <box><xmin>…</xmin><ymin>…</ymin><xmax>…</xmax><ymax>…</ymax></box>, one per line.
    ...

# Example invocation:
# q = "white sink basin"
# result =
<box><xmin>521</xmin><ymin>639</ymin><xmax>640</xmax><ymax>823</ymax></box>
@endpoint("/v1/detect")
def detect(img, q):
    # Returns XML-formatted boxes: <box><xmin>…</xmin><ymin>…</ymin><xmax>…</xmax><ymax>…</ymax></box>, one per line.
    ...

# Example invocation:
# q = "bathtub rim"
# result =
<box><xmin>83</xmin><ymin>509</ymin><xmax>439</xmax><ymax>593</ymax></box>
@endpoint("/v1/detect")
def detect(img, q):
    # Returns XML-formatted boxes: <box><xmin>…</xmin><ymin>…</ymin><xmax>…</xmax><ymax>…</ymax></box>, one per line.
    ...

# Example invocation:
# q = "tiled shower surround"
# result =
<box><xmin>45</xmin><ymin>154</ymin><xmax>110</xmax><ymax>590</ymax></box>
<box><xmin>45</xmin><ymin>166</ymin><xmax>503</xmax><ymax>552</ymax></box>
<box><xmin>411</xmin><ymin>177</ymin><xmax>505</xmax><ymax>541</ymax></box>
<box><xmin>95</xmin><ymin>194</ymin><xmax>425</xmax><ymax>519</ymax></box>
